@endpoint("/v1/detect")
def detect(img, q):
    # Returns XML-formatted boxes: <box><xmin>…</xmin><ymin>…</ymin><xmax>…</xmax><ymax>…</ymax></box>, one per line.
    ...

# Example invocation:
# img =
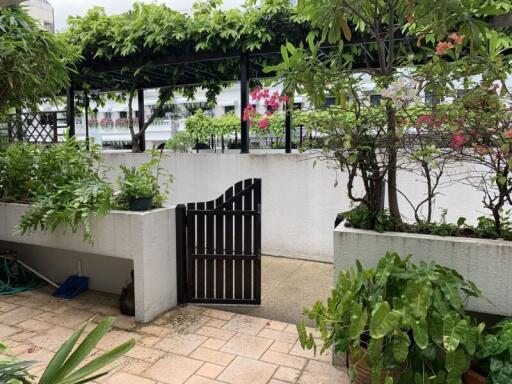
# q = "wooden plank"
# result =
<box><xmin>234</xmin><ymin>181</ymin><xmax>243</xmax><ymax>299</ymax></box>
<box><xmin>243</xmin><ymin>179</ymin><xmax>253</xmax><ymax>300</ymax></box>
<box><xmin>253</xmin><ymin>178</ymin><xmax>262</xmax><ymax>303</ymax></box>
<box><xmin>215</xmin><ymin>195</ymin><xmax>224</xmax><ymax>299</ymax></box>
<box><xmin>196</xmin><ymin>201</ymin><xmax>206</xmax><ymax>299</ymax></box>
<box><xmin>224</xmin><ymin>186</ymin><xmax>234</xmax><ymax>299</ymax></box>
<box><xmin>206</xmin><ymin>200</ymin><xmax>215</xmax><ymax>299</ymax></box>
<box><xmin>186</xmin><ymin>202</ymin><xmax>196</xmax><ymax>300</ymax></box>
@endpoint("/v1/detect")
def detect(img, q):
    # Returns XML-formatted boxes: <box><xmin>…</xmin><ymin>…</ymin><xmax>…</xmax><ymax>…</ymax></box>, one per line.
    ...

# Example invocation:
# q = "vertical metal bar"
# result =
<box><xmin>285</xmin><ymin>102</ymin><xmax>292</xmax><ymax>153</ymax></box>
<box><xmin>240</xmin><ymin>54</ymin><xmax>250</xmax><ymax>154</ymax></box>
<box><xmin>66</xmin><ymin>85</ymin><xmax>75</xmax><ymax>137</ymax></box>
<box><xmin>137</xmin><ymin>89</ymin><xmax>145</xmax><ymax>152</ymax></box>
<box><xmin>175</xmin><ymin>204</ymin><xmax>187</xmax><ymax>304</ymax></box>
<box><xmin>187</xmin><ymin>203</ymin><xmax>196</xmax><ymax>300</ymax></box>
<box><xmin>253</xmin><ymin>178</ymin><xmax>262</xmax><ymax>304</ymax></box>
<box><xmin>299</xmin><ymin>125</ymin><xmax>303</xmax><ymax>148</ymax></box>
<box><xmin>15</xmin><ymin>108</ymin><xmax>22</xmax><ymax>141</ymax></box>
<box><xmin>84</xmin><ymin>93</ymin><xmax>90</xmax><ymax>149</ymax></box>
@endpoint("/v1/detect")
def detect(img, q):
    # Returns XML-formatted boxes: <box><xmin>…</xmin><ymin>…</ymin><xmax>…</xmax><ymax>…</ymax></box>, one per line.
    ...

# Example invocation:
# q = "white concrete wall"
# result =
<box><xmin>0</xmin><ymin>203</ymin><xmax>177</xmax><ymax>322</ymax></box>
<box><xmin>101</xmin><ymin>152</ymin><xmax>486</xmax><ymax>263</ymax></box>
<box><xmin>333</xmin><ymin>226</ymin><xmax>512</xmax><ymax>316</ymax></box>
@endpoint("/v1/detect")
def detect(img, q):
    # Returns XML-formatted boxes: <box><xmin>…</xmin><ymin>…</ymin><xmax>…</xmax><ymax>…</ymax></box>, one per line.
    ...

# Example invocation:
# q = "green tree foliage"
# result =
<box><xmin>298</xmin><ymin>252</ymin><xmax>486</xmax><ymax>383</ymax></box>
<box><xmin>64</xmin><ymin>0</ymin><xmax>307</xmax><ymax>152</ymax></box>
<box><xmin>267</xmin><ymin>0</ymin><xmax>512</xmax><ymax>228</ymax></box>
<box><xmin>0</xmin><ymin>5</ymin><xmax>77</xmax><ymax>118</ymax></box>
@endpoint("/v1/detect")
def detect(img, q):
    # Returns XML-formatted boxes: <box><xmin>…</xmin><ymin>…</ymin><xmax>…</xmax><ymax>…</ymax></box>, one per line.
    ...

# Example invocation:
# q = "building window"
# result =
<box><xmin>425</xmin><ymin>92</ymin><xmax>440</xmax><ymax>106</ymax></box>
<box><xmin>104</xmin><ymin>112</ymin><xmax>112</xmax><ymax>120</ymax></box>
<box><xmin>324</xmin><ymin>97</ymin><xmax>336</xmax><ymax>108</ymax></box>
<box><xmin>119</xmin><ymin>111</ymin><xmax>127</xmax><ymax>119</ymax></box>
<box><xmin>293</xmin><ymin>103</ymin><xmax>302</xmax><ymax>111</ymax></box>
<box><xmin>224</xmin><ymin>105</ymin><xmax>235</xmax><ymax>114</ymax></box>
<box><xmin>370</xmin><ymin>94</ymin><xmax>382</xmax><ymax>106</ymax></box>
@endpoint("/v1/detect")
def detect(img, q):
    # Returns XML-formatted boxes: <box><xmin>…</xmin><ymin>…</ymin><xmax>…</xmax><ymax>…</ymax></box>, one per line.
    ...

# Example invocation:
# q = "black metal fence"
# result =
<box><xmin>3</xmin><ymin>111</ymin><xmax>67</xmax><ymax>144</ymax></box>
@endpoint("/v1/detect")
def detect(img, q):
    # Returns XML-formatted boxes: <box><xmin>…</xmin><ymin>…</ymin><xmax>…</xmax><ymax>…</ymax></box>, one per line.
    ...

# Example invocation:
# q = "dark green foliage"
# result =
<box><xmin>15</xmin><ymin>136</ymin><xmax>113</xmax><ymax>243</ymax></box>
<box><xmin>343</xmin><ymin>207</ymin><xmax>512</xmax><ymax>241</ymax></box>
<box><xmin>165</xmin><ymin>131</ymin><xmax>194</xmax><ymax>153</ymax></box>
<box><xmin>298</xmin><ymin>252</ymin><xmax>486</xmax><ymax>383</ymax></box>
<box><xmin>116</xmin><ymin>150</ymin><xmax>173</xmax><ymax>209</ymax></box>
<box><xmin>0</xmin><ymin>6</ymin><xmax>77</xmax><ymax>118</ymax></box>
<box><xmin>475</xmin><ymin>320</ymin><xmax>512</xmax><ymax>384</ymax></box>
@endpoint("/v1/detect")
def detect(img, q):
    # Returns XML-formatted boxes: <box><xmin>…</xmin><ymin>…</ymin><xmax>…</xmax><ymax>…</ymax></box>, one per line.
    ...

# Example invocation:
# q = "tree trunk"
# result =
<box><xmin>386</xmin><ymin>104</ymin><xmax>402</xmax><ymax>226</ymax></box>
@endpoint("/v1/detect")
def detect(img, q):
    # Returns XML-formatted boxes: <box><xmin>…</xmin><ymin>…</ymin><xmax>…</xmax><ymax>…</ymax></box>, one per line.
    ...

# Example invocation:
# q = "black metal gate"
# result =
<box><xmin>176</xmin><ymin>179</ymin><xmax>261</xmax><ymax>305</ymax></box>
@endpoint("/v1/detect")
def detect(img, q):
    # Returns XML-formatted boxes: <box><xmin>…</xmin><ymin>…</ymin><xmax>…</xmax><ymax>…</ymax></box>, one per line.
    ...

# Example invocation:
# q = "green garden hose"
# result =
<box><xmin>0</xmin><ymin>251</ymin><xmax>45</xmax><ymax>295</ymax></box>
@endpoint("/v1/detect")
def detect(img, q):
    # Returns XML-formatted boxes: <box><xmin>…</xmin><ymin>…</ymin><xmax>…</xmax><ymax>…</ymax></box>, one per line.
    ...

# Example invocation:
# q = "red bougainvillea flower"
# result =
<box><xmin>449</xmin><ymin>32</ymin><xmax>465</xmax><ymax>45</ymax></box>
<box><xmin>436</xmin><ymin>41</ymin><xmax>454</xmax><ymax>56</ymax></box>
<box><xmin>451</xmin><ymin>132</ymin><xmax>467</xmax><ymax>148</ymax></box>
<box><xmin>258</xmin><ymin>118</ymin><xmax>269</xmax><ymax>130</ymax></box>
<box><xmin>504</xmin><ymin>129</ymin><xmax>512</xmax><ymax>139</ymax></box>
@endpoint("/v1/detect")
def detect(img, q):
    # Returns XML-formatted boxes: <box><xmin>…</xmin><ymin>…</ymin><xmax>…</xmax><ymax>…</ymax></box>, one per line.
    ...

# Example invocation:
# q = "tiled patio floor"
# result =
<box><xmin>0</xmin><ymin>287</ymin><xmax>349</xmax><ymax>384</ymax></box>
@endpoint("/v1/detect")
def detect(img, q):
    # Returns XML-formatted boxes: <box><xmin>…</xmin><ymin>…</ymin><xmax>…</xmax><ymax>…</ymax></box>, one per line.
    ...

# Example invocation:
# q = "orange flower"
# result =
<box><xmin>449</xmin><ymin>32</ymin><xmax>465</xmax><ymax>45</ymax></box>
<box><xmin>436</xmin><ymin>41</ymin><xmax>453</xmax><ymax>56</ymax></box>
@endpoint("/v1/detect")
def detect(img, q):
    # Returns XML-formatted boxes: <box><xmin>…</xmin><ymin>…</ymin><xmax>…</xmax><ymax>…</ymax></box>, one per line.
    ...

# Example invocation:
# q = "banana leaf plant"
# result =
<box><xmin>298</xmin><ymin>252</ymin><xmax>486</xmax><ymax>384</ymax></box>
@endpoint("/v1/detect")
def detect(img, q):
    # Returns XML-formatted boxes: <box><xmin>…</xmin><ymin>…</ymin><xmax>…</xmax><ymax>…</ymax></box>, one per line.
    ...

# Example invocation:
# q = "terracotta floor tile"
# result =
<box><xmin>189</xmin><ymin>347</ymin><xmax>235</xmax><ymax>366</ymax></box>
<box><xmin>223</xmin><ymin>314</ymin><xmax>268</xmax><ymax>335</ymax></box>
<box><xmin>0</xmin><ymin>306</ymin><xmax>42</xmax><ymax>325</ymax></box>
<box><xmin>201</xmin><ymin>338</ymin><xmax>226</xmax><ymax>350</ymax></box>
<box><xmin>258</xmin><ymin>329</ymin><xmax>298</xmax><ymax>344</ymax></box>
<box><xmin>143</xmin><ymin>354</ymin><xmax>203</xmax><ymax>384</ymax></box>
<box><xmin>195</xmin><ymin>326</ymin><xmax>235</xmax><ymax>341</ymax></box>
<box><xmin>195</xmin><ymin>362</ymin><xmax>225</xmax><ymax>379</ymax></box>
<box><xmin>260</xmin><ymin>350</ymin><xmax>307</xmax><ymax>370</ymax></box>
<box><xmin>221</xmin><ymin>333</ymin><xmax>272</xmax><ymax>359</ymax></box>
<box><xmin>273</xmin><ymin>366</ymin><xmax>301</xmax><ymax>382</ymax></box>
<box><xmin>126</xmin><ymin>345</ymin><xmax>165</xmax><ymax>363</ymax></box>
<box><xmin>297</xmin><ymin>360</ymin><xmax>350</xmax><ymax>384</ymax></box>
<box><xmin>96</xmin><ymin>330</ymin><xmax>141</xmax><ymax>350</ymax></box>
<box><xmin>185</xmin><ymin>375</ymin><xmax>224</xmax><ymax>384</ymax></box>
<box><xmin>0</xmin><ymin>324</ymin><xmax>19</xmax><ymax>338</ymax></box>
<box><xmin>217</xmin><ymin>356</ymin><xmax>277</xmax><ymax>384</ymax></box>
<box><xmin>103</xmin><ymin>372</ymin><xmax>156</xmax><ymax>384</ymax></box>
<box><xmin>269</xmin><ymin>341</ymin><xmax>293</xmax><ymax>354</ymax></box>
<box><xmin>202</xmin><ymin>309</ymin><xmax>235</xmax><ymax>321</ymax></box>
<box><xmin>154</xmin><ymin>333</ymin><xmax>207</xmax><ymax>356</ymax></box>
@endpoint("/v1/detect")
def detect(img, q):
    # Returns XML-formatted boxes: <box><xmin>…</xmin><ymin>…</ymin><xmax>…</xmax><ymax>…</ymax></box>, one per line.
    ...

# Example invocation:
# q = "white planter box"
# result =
<box><xmin>0</xmin><ymin>202</ymin><xmax>177</xmax><ymax>323</ymax></box>
<box><xmin>334</xmin><ymin>226</ymin><xmax>512</xmax><ymax>316</ymax></box>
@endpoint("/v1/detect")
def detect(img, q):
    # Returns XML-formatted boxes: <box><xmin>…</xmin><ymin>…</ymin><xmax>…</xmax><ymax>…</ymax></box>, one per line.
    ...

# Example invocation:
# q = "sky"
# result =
<box><xmin>50</xmin><ymin>0</ymin><xmax>244</xmax><ymax>31</ymax></box>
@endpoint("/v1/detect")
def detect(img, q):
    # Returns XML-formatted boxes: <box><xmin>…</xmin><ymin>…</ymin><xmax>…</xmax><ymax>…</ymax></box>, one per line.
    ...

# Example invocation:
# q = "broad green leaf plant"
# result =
<box><xmin>298</xmin><ymin>252</ymin><xmax>486</xmax><ymax>383</ymax></box>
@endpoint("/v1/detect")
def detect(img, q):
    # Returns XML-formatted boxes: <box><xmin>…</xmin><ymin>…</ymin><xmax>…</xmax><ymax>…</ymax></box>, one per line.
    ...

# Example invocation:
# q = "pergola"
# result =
<box><xmin>66</xmin><ymin>48</ymin><xmax>291</xmax><ymax>153</ymax></box>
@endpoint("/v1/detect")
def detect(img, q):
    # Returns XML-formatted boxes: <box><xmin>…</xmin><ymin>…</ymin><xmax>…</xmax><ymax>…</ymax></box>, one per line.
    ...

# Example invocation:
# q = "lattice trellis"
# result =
<box><xmin>7</xmin><ymin>111</ymin><xmax>67</xmax><ymax>143</ymax></box>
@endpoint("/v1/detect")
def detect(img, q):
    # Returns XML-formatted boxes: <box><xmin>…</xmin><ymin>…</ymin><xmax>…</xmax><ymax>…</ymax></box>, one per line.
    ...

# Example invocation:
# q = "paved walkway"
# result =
<box><xmin>215</xmin><ymin>256</ymin><xmax>334</xmax><ymax>325</ymax></box>
<box><xmin>0</xmin><ymin>287</ymin><xmax>349</xmax><ymax>384</ymax></box>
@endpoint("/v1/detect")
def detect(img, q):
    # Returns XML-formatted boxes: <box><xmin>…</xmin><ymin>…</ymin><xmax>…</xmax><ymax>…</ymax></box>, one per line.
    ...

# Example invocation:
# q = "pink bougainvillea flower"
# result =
<box><xmin>449</xmin><ymin>32</ymin><xmax>465</xmax><ymax>45</ymax></box>
<box><xmin>504</xmin><ymin>129</ymin><xmax>512</xmax><ymax>139</ymax></box>
<box><xmin>436</xmin><ymin>41</ymin><xmax>454</xmax><ymax>56</ymax></box>
<box><xmin>258</xmin><ymin>118</ymin><xmax>269</xmax><ymax>130</ymax></box>
<box><xmin>242</xmin><ymin>104</ymin><xmax>256</xmax><ymax>121</ymax></box>
<box><xmin>451</xmin><ymin>133</ymin><xmax>467</xmax><ymax>149</ymax></box>
<box><xmin>250</xmin><ymin>87</ymin><xmax>262</xmax><ymax>101</ymax></box>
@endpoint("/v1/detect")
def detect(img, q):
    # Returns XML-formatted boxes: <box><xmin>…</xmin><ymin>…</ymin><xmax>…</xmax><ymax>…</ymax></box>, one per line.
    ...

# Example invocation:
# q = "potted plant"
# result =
<box><xmin>117</xmin><ymin>150</ymin><xmax>172</xmax><ymax>211</ymax></box>
<box><xmin>298</xmin><ymin>252</ymin><xmax>486</xmax><ymax>384</ymax></box>
<box><xmin>464</xmin><ymin>320</ymin><xmax>512</xmax><ymax>384</ymax></box>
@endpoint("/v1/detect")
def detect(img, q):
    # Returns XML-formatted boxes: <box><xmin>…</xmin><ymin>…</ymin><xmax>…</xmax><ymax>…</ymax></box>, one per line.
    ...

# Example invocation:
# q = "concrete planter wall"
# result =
<box><xmin>0</xmin><ymin>202</ymin><xmax>177</xmax><ymax>323</ymax></box>
<box><xmin>334</xmin><ymin>225</ymin><xmax>512</xmax><ymax>316</ymax></box>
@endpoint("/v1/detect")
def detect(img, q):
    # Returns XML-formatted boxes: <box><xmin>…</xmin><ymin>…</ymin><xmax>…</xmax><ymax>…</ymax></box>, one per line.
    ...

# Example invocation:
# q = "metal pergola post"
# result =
<box><xmin>66</xmin><ymin>84</ymin><xmax>75</xmax><ymax>137</ymax></box>
<box><xmin>138</xmin><ymin>89</ymin><xmax>146</xmax><ymax>152</ymax></box>
<box><xmin>240</xmin><ymin>53</ymin><xmax>250</xmax><ymax>154</ymax></box>
<box><xmin>285</xmin><ymin>102</ymin><xmax>292</xmax><ymax>154</ymax></box>
<box><xmin>84</xmin><ymin>92</ymin><xmax>90</xmax><ymax>149</ymax></box>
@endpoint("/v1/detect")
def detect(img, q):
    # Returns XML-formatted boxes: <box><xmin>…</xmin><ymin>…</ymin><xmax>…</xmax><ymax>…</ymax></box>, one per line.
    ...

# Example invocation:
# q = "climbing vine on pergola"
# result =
<box><xmin>63</xmin><ymin>0</ymin><xmax>311</xmax><ymax>152</ymax></box>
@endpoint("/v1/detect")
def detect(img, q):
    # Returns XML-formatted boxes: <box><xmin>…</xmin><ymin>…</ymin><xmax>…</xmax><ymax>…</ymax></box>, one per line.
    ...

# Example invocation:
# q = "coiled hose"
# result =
<box><xmin>0</xmin><ymin>251</ymin><xmax>45</xmax><ymax>295</ymax></box>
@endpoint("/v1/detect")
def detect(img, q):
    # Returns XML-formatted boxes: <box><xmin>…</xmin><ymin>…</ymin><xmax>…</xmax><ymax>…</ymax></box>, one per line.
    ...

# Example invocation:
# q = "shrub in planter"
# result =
<box><xmin>465</xmin><ymin>320</ymin><xmax>512</xmax><ymax>384</ymax></box>
<box><xmin>298</xmin><ymin>252</ymin><xmax>486</xmax><ymax>384</ymax></box>
<box><xmin>117</xmin><ymin>150</ymin><xmax>173</xmax><ymax>211</ymax></box>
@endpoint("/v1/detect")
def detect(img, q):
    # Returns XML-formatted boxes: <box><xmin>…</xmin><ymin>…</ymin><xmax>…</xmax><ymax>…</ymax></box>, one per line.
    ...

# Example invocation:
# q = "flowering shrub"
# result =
<box><xmin>115</xmin><ymin>118</ymin><xmax>129</xmax><ymax>127</ymax></box>
<box><xmin>242</xmin><ymin>88</ymin><xmax>289</xmax><ymax>130</ymax></box>
<box><xmin>100</xmin><ymin>118</ymin><xmax>113</xmax><ymax>128</ymax></box>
